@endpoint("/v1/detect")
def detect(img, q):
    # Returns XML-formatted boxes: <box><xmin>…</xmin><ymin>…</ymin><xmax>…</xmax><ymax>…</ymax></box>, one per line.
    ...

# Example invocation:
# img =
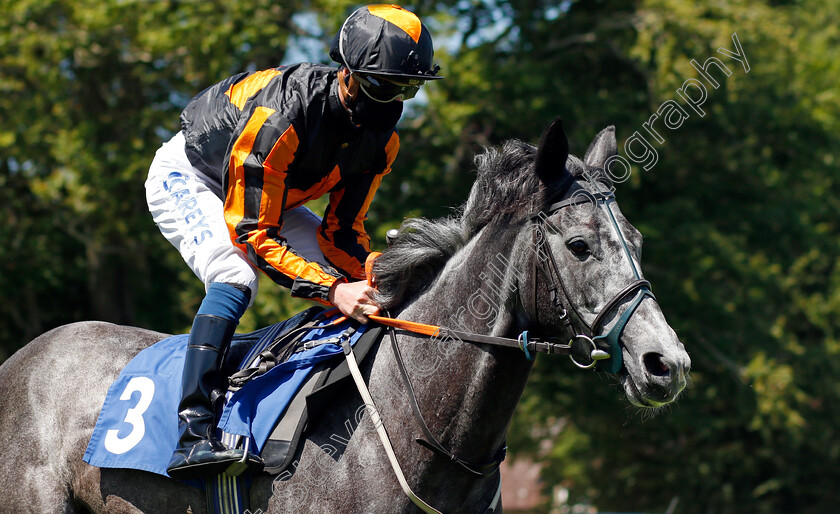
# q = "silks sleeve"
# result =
<box><xmin>317</xmin><ymin>132</ymin><xmax>399</xmax><ymax>280</ymax></box>
<box><xmin>224</xmin><ymin>108</ymin><xmax>343</xmax><ymax>304</ymax></box>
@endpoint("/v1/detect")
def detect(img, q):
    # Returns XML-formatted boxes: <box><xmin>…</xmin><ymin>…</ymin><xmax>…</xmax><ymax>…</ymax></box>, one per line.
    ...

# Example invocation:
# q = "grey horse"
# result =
<box><xmin>0</xmin><ymin>119</ymin><xmax>690</xmax><ymax>513</ymax></box>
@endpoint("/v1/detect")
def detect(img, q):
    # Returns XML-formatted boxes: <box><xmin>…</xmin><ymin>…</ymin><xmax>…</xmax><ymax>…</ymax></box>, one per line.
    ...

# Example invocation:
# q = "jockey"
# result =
<box><xmin>145</xmin><ymin>4</ymin><xmax>442</xmax><ymax>480</ymax></box>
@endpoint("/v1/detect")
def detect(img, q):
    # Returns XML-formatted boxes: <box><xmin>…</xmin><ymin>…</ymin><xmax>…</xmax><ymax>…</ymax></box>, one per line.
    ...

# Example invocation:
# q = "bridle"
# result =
<box><xmin>334</xmin><ymin>173</ymin><xmax>661</xmax><ymax>513</ymax></box>
<box><xmin>528</xmin><ymin>176</ymin><xmax>657</xmax><ymax>373</ymax></box>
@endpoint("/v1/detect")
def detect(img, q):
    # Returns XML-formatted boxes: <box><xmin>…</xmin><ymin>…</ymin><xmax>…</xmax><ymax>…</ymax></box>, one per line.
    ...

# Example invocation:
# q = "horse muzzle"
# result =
<box><xmin>622</xmin><ymin>346</ymin><xmax>691</xmax><ymax>407</ymax></box>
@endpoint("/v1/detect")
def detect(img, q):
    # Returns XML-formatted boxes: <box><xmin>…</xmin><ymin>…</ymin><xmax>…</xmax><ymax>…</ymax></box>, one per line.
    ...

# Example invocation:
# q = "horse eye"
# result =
<box><xmin>568</xmin><ymin>239</ymin><xmax>590</xmax><ymax>256</ymax></box>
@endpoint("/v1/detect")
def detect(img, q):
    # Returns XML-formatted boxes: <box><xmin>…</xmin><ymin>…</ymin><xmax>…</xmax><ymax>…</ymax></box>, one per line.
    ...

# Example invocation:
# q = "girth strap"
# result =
<box><xmin>227</xmin><ymin>320</ymin><xmax>322</xmax><ymax>391</ymax></box>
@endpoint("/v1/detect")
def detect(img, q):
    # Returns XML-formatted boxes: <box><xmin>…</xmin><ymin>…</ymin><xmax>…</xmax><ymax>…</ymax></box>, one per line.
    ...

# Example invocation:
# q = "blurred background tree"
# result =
<box><xmin>1</xmin><ymin>0</ymin><xmax>838</xmax><ymax>512</ymax></box>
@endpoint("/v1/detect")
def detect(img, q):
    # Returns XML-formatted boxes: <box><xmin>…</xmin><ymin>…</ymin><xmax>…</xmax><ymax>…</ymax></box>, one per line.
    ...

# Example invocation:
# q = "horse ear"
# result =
<box><xmin>534</xmin><ymin>116</ymin><xmax>570</xmax><ymax>185</ymax></box>
<box><xmin>583</xmin><ymin>125</ymin><xmax>617</xmax><ymax>169</ymax></box>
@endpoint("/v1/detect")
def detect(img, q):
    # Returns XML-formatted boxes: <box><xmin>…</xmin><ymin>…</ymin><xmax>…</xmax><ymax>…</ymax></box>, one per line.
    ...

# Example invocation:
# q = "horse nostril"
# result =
<box><xmin>643</xmin><ymin>352</ymin><xmax>670</xmax><ymax>378</ymax></box>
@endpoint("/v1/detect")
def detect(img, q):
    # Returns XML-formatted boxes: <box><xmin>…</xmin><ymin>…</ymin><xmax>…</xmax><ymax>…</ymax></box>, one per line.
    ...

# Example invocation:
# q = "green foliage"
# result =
<box><xmin>467</xmin><ymin>0</ymin><xmax>840</xmax><ymax>511</ymax></box>
<box><xmin>0</xmin><ymin>0</ymin><xmax>309</xmax><ymax>355</ymax></box>
<box><xmin>1</xmin><ymin>0</ymin><xmax>839</xmax><ymax>511</ymax></box>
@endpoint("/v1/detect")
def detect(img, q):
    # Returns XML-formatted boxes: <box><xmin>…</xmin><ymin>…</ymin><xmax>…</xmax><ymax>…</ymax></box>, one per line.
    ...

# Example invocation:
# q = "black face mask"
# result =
<box><xmin>347</xmin><ymin>91</ymin><xmax>403</xmax><ymax>133</ymax></box>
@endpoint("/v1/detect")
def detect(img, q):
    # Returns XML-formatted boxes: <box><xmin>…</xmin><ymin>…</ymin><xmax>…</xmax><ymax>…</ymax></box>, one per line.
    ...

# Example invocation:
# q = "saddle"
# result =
<box><xmin>220</xmin><ymin>306</ymin><xmax>384</xmax><ymax>475</ymax></box>
<box><xmin>82</xmin><ymin>306</ymin><xmax>384</xmax><ymax>480</ymax></box>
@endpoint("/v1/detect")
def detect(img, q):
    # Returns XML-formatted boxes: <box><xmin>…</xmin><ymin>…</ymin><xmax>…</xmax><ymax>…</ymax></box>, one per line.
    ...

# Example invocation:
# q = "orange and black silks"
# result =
<box><xmin>180</xmin><ymin>63</ymin><xmax>399</xmax><ymax>304</ymax></box>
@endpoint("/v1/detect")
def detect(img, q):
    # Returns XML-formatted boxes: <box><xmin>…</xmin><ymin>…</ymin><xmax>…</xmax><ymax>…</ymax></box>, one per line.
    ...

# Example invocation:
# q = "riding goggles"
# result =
<box><xmin>355</xmin><ymin>73</ymin><xmax>422</xmax><ymax>103</ymax></box>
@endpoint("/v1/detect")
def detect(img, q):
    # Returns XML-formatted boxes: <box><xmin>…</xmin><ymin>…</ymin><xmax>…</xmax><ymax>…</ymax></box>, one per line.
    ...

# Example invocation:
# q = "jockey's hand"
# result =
<box><xmin>328</xmin><ymin>280</ymin><xmax>380</xmax><ymax>324</ymax></box>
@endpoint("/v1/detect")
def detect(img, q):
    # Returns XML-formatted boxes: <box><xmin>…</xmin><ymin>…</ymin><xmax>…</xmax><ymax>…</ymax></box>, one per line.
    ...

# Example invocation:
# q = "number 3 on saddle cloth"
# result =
<box><xmin>83</xmin><ymin>308</ymin><xmax>369</xmax><ymax>478</ymax></box>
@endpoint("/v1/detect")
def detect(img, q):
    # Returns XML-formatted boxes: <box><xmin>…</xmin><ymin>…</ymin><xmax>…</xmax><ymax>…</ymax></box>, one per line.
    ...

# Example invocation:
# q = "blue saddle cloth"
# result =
<box><xmin>83</xmin><ymin>312</ymin><xmax>365</xmax><ymax>477</ymax></box>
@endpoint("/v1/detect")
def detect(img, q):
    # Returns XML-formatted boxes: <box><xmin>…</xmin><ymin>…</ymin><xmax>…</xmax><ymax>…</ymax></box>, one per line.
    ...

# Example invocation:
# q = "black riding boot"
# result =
<box><xmin>167</xmin><ymin>314</ymin><xmax>261</xmax><ymax>479</ymax></box>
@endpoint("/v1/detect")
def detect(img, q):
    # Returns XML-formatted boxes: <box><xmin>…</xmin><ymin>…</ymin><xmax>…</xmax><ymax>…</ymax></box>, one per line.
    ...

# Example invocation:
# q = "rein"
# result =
<box><xmin>368</xmin><ymin>314</ymin><xmax>574</xmax><ymax>357</ymax></box>
<box><xmin>384</xmin><ymin>321</ymin><xmax>508</xmax><ymax>477</ymax></box>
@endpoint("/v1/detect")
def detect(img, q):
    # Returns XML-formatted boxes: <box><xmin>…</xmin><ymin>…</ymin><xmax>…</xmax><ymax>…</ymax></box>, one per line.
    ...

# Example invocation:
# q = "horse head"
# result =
<box><xmin>529</xmin><ymin>117</ymin><xmax>691</xmax><ymax>407</ymax></box>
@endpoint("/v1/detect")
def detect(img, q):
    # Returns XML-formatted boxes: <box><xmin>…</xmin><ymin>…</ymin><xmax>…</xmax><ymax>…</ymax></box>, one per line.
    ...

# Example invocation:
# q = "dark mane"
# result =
<box><xmin>374</xmin><ymin>139</ymin><xmax>561</xmax><ymax>310</ymax></box>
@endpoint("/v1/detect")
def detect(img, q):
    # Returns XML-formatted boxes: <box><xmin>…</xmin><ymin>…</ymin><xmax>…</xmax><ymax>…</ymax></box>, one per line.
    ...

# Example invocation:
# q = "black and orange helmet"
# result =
<box><xmin>329</xmin><ymin>4</ymin><xmax>442</xmax><ymax>84</ymax></box>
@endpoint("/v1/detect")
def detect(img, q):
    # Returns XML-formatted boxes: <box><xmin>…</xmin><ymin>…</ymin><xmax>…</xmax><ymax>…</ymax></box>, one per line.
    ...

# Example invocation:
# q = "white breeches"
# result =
<box><xmin>145</xmin><ymin>131</ymin><xmax>329</xmax><ymax>304</ymax></box>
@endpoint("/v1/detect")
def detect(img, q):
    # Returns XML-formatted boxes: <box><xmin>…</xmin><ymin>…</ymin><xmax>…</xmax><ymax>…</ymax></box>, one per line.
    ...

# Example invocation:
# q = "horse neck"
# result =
<box><xmin>395</xmin><ymin>220</ymin><xmax>534</xmax><ymax>470</ymax></box>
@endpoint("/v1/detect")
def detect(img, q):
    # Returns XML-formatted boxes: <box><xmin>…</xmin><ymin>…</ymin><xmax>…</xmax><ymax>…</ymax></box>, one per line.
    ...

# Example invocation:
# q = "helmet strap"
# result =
<box><xmin>337</xmin><ymin>68</ymin><xmax>359</xmax><ymax>117</ymax></box>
